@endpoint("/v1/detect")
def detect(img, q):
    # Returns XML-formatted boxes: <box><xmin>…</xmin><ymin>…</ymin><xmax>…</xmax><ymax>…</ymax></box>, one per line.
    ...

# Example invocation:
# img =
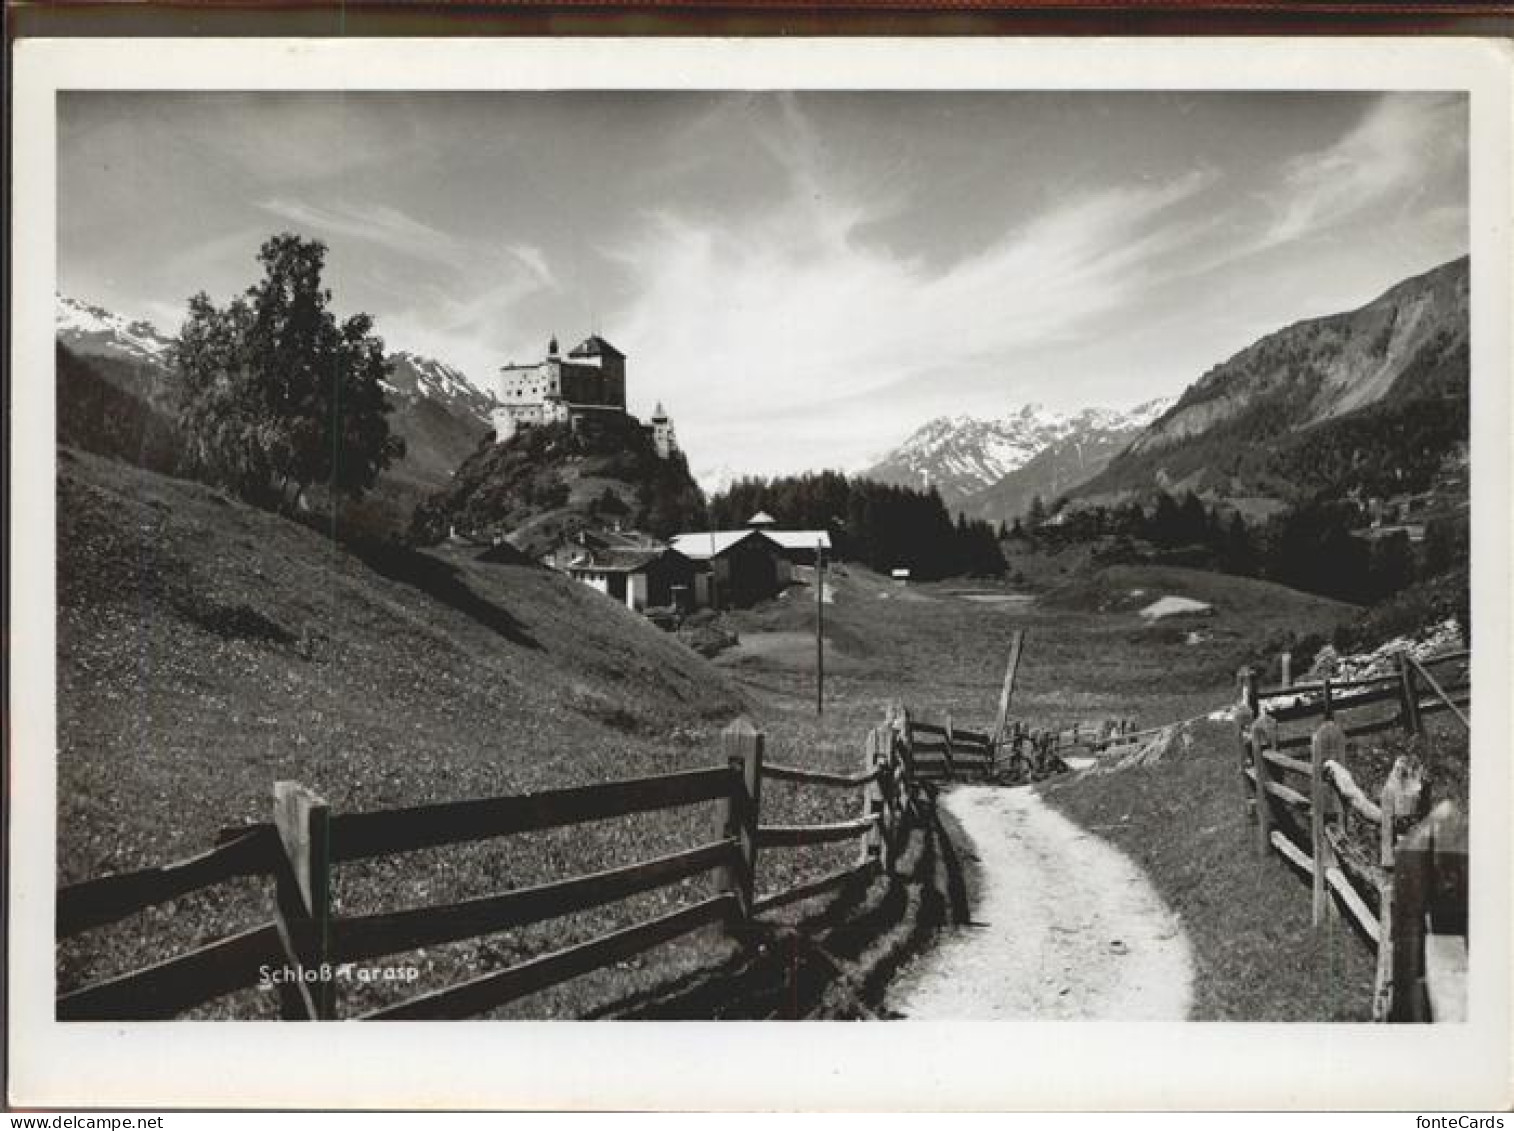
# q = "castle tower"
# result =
<box><xmin>650</xmin><ymin>401</ymin><xmax>678</xmax><ymax>460</ymax></box>
<box><xmin>567</xmin><ymin>335</ymin><xmax>627</xmax><ymax>410</ymax></box>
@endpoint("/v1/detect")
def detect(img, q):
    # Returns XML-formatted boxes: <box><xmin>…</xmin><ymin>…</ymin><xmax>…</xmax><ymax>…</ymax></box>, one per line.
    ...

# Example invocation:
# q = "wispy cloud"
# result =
<box><xmin>257</xmin><ymin>197</ymin><xmax>469</xmax><ymax>265</ymax></box>
<box><xmin>1256</xmin><ymin>93</ymin><xmax>1466</xmax><ymax>250</ymax></box>
<box><xmin>609</xmin><ymin>153</ymin><xmax>1219</xmax><ymax>473</ymax></box>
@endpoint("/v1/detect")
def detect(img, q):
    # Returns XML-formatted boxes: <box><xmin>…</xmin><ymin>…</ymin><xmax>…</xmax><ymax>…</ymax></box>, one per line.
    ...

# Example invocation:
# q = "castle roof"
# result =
<box><xmin>568</xmin><ymin>335</ymin><xmax>625</xmax><ymax>360</ymax></box>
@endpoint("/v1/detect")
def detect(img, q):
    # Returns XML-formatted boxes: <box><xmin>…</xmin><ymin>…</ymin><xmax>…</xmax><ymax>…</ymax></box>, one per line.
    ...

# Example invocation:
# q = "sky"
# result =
<box><xmin>57</xmin><ymin>90</ymin><xmax>1468</xmax><ymax>481</ymax></box>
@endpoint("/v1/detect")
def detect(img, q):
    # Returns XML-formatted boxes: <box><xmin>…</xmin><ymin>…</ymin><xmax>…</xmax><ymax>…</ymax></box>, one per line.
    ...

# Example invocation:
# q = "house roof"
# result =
<box><xmin>764</xmin><ymin>530</ymin><xmax>832</xmax><ymax>552</ymax></box>
<box><xmin>669</xmin><ymin>529</ymin><xmax>782</xmax><ymax>561</ymax></box>
<box><xmin>568</xmin><ymin>334</ymin><xmax>625</xmax><ymax>360</ymax></box>
<box><xmin>566</xmin><ymin>547</ymin><xmax>667</xmax><ymax>574</ymax></box>
<box><xmin>746</xmin><ymin>510</ymin><xmax>776</xmax><ymax>527</ymax></box>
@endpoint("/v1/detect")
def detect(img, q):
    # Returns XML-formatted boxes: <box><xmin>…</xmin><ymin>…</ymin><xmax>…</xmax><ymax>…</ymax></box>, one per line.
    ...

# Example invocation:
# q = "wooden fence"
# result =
<box><xmin>57</xmin><ymin>714</ymin><xmax>926</xmax><ymax>1021</ymax></box>
<box><xmin>1248</xmin><ymin>649</ymin><xmax>1469</xmax><ymax>750</ymax></box>
<box><xmin>1236</xmin><ymin>648</ymin><xmax>1470</xmax><ymax>1022</ymax></box>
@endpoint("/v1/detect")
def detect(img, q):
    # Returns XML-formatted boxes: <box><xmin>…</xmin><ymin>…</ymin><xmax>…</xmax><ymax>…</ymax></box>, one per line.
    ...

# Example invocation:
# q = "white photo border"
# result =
<box><xmin>9</xmin><ymin>35</ymin><xmax>1513</xmax><ymax>1111</ymax></box>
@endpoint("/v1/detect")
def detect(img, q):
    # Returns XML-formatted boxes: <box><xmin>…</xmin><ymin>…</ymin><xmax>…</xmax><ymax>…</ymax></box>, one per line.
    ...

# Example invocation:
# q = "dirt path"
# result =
<box><xmin>888</xmin><ymin>784</ymin><xmax>1194</xmax><ymax>1020</ymax></box>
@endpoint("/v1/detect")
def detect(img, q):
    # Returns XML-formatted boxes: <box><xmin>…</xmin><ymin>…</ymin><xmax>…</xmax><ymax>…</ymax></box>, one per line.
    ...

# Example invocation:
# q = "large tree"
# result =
<box><xmin>172</xmin><ymin>233</ymin><xmax>404</xmax><ymax>513</ymax></box>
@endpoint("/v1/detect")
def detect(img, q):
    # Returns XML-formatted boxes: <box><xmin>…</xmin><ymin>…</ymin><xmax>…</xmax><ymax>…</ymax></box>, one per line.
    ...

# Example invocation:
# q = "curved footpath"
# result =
<box><xmin>887</xmin><ymin>783</ymin><xmax>1194</xmax><ymax>1020</ymax></box>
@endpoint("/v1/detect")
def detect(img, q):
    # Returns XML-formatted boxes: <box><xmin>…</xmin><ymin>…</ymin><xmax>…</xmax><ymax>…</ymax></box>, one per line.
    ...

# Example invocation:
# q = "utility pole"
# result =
<box><xmin>815</xmin><ymin>537</ymin><xmax>825</xmax><ymax>716</ymax></box>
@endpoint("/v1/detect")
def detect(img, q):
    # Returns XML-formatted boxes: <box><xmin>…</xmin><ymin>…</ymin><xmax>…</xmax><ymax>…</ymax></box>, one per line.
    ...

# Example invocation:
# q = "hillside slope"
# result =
<box><xmin>1078</xmin><ymin>256</ymin><xmax>1469</xmax><ymax>505</ymax></box>
<box><xmin>57</xmin><ymin>448</ymin><xmax>745</xmax><ymax>893</ymax></box>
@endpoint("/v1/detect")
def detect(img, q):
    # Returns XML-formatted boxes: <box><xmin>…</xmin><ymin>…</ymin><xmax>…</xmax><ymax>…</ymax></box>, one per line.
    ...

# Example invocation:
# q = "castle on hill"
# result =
<box><xmin>488</xmin><ymin>333</ymin><xmax>678</xmax><ymax>459</ymax></box>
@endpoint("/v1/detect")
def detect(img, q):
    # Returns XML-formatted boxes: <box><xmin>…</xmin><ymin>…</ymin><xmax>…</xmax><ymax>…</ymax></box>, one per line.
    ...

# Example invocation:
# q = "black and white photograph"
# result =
<box><xmin>9</xmin><ymin>36</ymin><xmax>1512</xmax><ymax>1110</ymax></box>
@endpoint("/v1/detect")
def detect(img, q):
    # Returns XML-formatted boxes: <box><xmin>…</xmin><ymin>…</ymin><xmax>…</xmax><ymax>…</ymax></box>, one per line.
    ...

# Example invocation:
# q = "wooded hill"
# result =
<box><xmin>410</xmin><ymin>413</ymin><xmax>708</xmax><ymax>556</ymax></box>
<box><xmin>1075</xmin><ymin>256</ymin><xmax>1469</xmax><ymax>508</ymax></box>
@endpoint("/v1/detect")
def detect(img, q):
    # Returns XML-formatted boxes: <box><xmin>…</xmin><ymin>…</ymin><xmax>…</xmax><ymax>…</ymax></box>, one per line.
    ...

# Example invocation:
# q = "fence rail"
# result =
<box><xmin>56</xmin><ymin>707</ymin><xmax>933</xmax><ymax>1022</ymax></box>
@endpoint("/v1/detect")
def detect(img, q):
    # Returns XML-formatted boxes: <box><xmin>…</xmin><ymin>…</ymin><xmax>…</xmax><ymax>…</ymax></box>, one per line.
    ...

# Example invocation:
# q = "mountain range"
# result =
<box><xmin>864</xmin><ymin>399</ymin><xmax>1171</xmax><ymax>520</ymax></box>
<box><xmin>864</xmin><ymin>254</ymin><xmax>1468</xmax><ymax>525</ymax></box>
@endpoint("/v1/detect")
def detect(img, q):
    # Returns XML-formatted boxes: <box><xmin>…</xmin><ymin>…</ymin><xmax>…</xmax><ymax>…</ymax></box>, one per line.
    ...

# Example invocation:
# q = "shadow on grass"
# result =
<box><xmin>351</xmin><ymin>539</ymin><xmax>541</xmax><ymax>651</ymax></box>
<box><xmin>592</xmin><ymin>789</ymin><xmax>971</xmax><ymax>1021</ymax></box>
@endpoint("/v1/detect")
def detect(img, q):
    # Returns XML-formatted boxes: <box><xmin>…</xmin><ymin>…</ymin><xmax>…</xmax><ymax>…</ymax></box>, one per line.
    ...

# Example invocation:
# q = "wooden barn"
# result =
<box><xmin>669</xmin><ymin>529</ymin><xmax>785</xmax><ymax>609</ymax></box>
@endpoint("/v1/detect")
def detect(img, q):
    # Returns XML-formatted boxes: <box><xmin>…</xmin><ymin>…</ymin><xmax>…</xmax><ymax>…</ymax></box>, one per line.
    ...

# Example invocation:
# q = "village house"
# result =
<box><xmin>564</xmin><ymin>544</ymin><xmax>698</xmax><ymax>614</ymax></box>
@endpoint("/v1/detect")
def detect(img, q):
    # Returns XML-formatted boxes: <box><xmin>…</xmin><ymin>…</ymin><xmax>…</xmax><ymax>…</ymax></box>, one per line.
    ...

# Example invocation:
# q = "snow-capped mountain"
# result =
<box><xmin>56</xmin><ymin>293</ymin><xmax>177</xmax><ymax>366</ymax></box>
<box><xmin>384</xmin><ymin>351</ymin><xmax>499</xmax><ymax>426</ymax></box>
<box><xmin>864</xmin><ymin>399</ymin><xmax>1171</xmax><ymax>509</ymax></box>
<box><xmin>961</xmin><ymin>397</ymin><xmax>1173</xmax><ymax>523</ymax></box>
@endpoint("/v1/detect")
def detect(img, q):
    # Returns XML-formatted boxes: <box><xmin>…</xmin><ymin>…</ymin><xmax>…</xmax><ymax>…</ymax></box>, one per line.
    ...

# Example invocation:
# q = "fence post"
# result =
<box><xmin>1374</xmin><ymin>755</ymin><xmax>1425</xmax><ymax>1020</ymax></box>
<box><xmin>1280</xmin><ymin>650</ymin><xmax>1293</xmax><ymax>690</ymax></box>
<box><xmin>943</xmin><ymin>709</ymin><xmax>955</xmax><ymax>780</ymax></box>
<box><xmin>1397</xmin><ymin>651</ymin><xmax>1423</xmax><ymax>736</ymax></box>
<box><xmin>1310</xmin><ymin>720</ymin><xmax>1346</xmax><ymax>927</ymax></box>
<box><xmin>992</xmin><ymin>630</ymin><xmax>1026</xmax><ymax>756</ymax></box>
<box><xmin>1389</xmin><ymin>821</ymin><xmax>1431</xmax><ymax>1022</ymax></box>
<box><xmin>862</xmin><ymin>726</ymin><xmax>888</xmax><ymax>871</ymax></box>
<box><xmin>717</xmin><ymin>717</ymin><xmax>764</xmax><ymax>926</ymax></box>
<box><xmin>1243</xmin><ymin>667</ymin><xmax>1260</xmax><ymax>717</ymax></box>
<box><xmin>272</xmin><ymin>781</ymin><xmax>333</xmax><ymax>1020</ymax></box>
<box><xmin>1251</xmin><ymin>713</ymin><xmax>1275</xmax><ymax>858</ymax></box>
<box><xmin>1234</xmin><ymin>702</ymin><xmax>1256</xmax><ymax>823</ymax></box>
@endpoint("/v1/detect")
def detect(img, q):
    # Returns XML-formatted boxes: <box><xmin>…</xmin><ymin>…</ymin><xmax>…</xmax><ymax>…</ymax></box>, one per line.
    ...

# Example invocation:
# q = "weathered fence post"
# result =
<box><xmin>1374</xmin><ymin>755</ymin><xmax>1426</xmax><ymax>1020</ymax></box>
<box><xmin>1251</xmin><ymin>713</ymin><xmax>1275</xmax><ymax>857</ymax></box>
<box><xmin>1280</xmin><ymin>650</ymin><xmax>1293</xmax><ymax>690</ymax></box>
<box><xmin>716</xmin><ymin>717</ymin><xmax>764</xmax><ymax>926</ymax></box>
<box><xmin>1234</xmin><ymin>702</ymin><xmax>1255</xmax><ymax>822</ymax></box>
<box><xmin>862</xmin><ymin>726</ymin><xmax>889</xmax><ymax>871</ymax></box>
<box><xmin>943</xmin><ymin>709</ymin><xmax>955</xmax><ymax>780</ymax></box>
<box><xmin>1310</xmin><ymin>720</ymin><xmax>1346</xmax><ymax>927</ymax></box>
<box><xmin>1396</xmin><ymin>651</ymin><xmax>1423</xmax><ymax>736</ymax></box>
<box><xmin>991</xmin><ymin>630</ymin><xmax>1026</xmax><ymax>759</ymax></box>
<box><xmin>1389</xmin><ymin>824</ymin><xmax>1431</xmax><ymax>1022</ymax></box>
<box><xmin>272</xmin><ymin>781</ymin><xmax>334</xmax><ymax>1020</ymax></box>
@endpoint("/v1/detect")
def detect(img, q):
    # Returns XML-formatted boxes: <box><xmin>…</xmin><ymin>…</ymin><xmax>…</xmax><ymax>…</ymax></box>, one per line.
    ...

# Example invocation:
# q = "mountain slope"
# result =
<box><xmin>56</xmin><ymin>293</ymin><xmax>176</xmax><ymax>367</ymax></box>
<box><xmin>1077</xmin><ymin>256</ymin><xmax>1469</xmax><ymax>505</ymax></box>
